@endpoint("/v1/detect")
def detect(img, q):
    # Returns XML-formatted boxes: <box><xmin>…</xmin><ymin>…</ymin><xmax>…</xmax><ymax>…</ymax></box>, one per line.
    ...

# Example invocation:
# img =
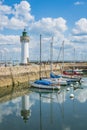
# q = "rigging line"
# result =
<box><xmin>56</xmin><ymin>46</ymin><xmax>62</xmax><ymax>63</ymax></box>
<box><xmin>56</xmin><ymin>41</ymin><xmax>64</xmax><ymax>63</ymax></box>
<box><xmin>55</xmin><ymin>42</ymin><xmax>63</xmax><ymax>72</ymax></box>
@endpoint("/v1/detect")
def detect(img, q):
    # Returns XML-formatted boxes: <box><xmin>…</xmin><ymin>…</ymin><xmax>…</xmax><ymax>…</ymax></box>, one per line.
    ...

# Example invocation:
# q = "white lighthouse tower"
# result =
<box><xmin>20</xmin><ymin>29</ymin><xmax>30</xmax><ymax>64</ymax></box>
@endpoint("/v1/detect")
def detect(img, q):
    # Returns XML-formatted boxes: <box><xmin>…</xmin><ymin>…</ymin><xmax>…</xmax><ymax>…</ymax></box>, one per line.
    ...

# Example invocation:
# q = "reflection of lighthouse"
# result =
<box><xmin>21</xmin><ymin>95</ymin><xmax>31</xmax><ymax>123</ymax></box>
<box><xmin>20</xmin><ymin>29</ymin><xmax>30</xmax><ymax>64</ymax></box>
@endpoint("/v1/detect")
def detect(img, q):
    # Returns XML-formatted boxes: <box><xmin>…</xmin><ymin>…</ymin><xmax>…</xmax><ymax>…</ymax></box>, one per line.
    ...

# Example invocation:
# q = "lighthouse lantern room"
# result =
<box><xmin>20</xmin><ymin>29</ymin><xmax>30</xmax><ymax>64</ymax></box>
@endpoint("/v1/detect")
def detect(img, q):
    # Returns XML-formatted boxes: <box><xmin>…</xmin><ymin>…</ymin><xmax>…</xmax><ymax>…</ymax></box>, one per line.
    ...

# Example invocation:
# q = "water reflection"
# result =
<box><xmin>21</xmin><ymin>95</ymin><xmax>31</xmax><ymax>122</ymax></box>
<box><xmin>0</xmin><ymin>78</ymin><xmax>87</xmax><ymax>130</ymax></box>
<box><xmin>34</xmin><ymin>88</ymin><xmax>69</xmax><ymax>130</ymax></box>
<box><xmin>38</xmin><ymin>93</ymin><xmax>63</xmax><ymax>130</ymax></box>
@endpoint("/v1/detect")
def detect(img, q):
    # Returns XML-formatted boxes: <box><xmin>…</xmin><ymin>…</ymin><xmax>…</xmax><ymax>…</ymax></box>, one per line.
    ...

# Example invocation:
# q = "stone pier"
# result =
<box><xmin>0</xmin><ymin>62</ymin><xmax>87</xmax><ymax>88</ymax></box>
<box><xmin>0</xmin><ymin>64</ymin><xmax>60</xmax><ymax>87</ymax></box>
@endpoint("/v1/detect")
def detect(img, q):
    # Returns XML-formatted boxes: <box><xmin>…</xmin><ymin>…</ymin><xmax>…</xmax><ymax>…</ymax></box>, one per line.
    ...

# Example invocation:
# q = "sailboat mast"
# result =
<box><xmin>74</xmin><ymin>47</ymin><xmax>75</xmax><ymax>70</ymax></box>
<box><xmin>39</xmin><ymin>34</ymin><xmax>42</xmax><ymax>80</ymax></box>
<box><xmin>62</xmin><ymin>40</ymin><xmax>64</xmax><ymax>73</ymax></box>
<box><xmin>50</xmin><ymin>37</ymin><xmax>53</xmax><ymax>73</ymax></box>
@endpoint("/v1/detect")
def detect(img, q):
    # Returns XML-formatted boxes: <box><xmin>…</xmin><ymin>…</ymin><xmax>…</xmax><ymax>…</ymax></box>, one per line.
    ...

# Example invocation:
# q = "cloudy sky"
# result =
<box><xmin>0</xmin><ymin>0</ymin><xmax>87</xmax><ymax>62</ymax></box>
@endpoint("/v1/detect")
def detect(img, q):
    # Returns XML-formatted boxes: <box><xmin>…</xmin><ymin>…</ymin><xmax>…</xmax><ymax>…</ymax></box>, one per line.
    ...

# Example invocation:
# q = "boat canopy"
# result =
<box><xmin>34</xmin><ymin>79</ymin><xmax>52</xmax><ymax>86</ymax></box>
<box><xmin>50</xmin><ymin>72</ymin><xmax>62</xmax><ymax>78</ymax></box>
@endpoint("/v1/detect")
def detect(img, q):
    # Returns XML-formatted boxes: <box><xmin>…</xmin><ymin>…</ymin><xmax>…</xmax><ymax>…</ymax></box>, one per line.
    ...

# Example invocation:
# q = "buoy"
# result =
<box><xmin>70</xmin><ymin>84</ymin><xmax>73</xmax><ymax>87</ymax></box>
<box><xmin>70</xmin><ymin>94</ymin><xmax>74</xmax><ymax>99</ymax></box>
<box><xmin>57</xmin><ymin>86</ymin><xmax>61</xmax><ymax>90</ymax></box>
<box><xmin>66</xmin><ymin>87</ymin><xmax>70</xmax><ymax>91</ymax></box>
<box><xmin>76</xmin><ymin>81</ymin><xmax>79</xmax><ymax>84</ymax></box>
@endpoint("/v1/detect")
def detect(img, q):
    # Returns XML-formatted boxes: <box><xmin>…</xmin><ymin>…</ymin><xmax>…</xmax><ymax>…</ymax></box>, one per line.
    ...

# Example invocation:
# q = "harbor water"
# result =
<box><xmin>0</xmin><ymin>77</ymin><xmax>87</xmax><ymax>130</ymax></box>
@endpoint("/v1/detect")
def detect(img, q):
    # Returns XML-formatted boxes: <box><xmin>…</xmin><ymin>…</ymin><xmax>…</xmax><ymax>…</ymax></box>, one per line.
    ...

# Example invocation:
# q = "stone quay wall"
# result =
<box><xmin>0</xmin><ymin>64</ymin><xmax>60</xmax><ymax>87</ymax></box>
<box><xmin>0</xmin><ymin>62</ymin><xmax>87</xmax><ymax>88</ymax></box>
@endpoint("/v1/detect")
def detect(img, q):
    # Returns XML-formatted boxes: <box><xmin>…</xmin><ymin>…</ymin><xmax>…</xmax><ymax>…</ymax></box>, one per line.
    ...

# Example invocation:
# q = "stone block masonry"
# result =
<box><xmin>0</xmin><ymin>62</ymin><xmax>87</xmax><ymax>88</ymax></box>
<box><xmin>0</xmin><ymin>64</ymin><xmax>60</xmax><ymax>87</ymax></box>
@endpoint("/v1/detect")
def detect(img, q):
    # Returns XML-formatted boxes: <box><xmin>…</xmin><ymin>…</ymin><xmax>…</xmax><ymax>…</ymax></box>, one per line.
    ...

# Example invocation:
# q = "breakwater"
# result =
<box><xmin>0</xmin><ymin>62</ymin><xmax>87</xmax><ymax>87</ymax></box>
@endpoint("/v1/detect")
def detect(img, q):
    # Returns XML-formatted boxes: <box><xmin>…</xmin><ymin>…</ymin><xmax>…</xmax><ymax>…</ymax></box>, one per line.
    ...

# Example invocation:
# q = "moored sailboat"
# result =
<box><xmin>50</xmin><ymin>42</ymin><xmax>83</xmax><ymax>84</ymax></box>
<box><xmin>30</xmin><ymin>35</ymin><xmax>61</xmax><ymax>90</ymax></box>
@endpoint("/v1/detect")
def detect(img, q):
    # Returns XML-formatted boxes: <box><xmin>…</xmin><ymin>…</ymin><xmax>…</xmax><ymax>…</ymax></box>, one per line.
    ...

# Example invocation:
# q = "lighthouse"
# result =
<box><xmin>20</xmin><ymin>29</ymin><xmax>30</xmax><ymax>64</ymax></box>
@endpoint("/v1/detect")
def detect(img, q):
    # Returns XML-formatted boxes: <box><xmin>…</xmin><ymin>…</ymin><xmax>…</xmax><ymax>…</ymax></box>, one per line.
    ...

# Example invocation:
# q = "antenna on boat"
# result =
<box><xmin>39</xmin><ymin>34</ymin><xmax>42</xmax><ymax>80</ymax></box>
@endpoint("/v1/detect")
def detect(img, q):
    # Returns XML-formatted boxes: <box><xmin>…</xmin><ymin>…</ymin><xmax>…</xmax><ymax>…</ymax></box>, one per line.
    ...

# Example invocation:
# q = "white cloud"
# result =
<box><xmin>70</xmin><ymin>18</ymin><xmax>87</xmax><ymax>59</ymax></box>
<box><xmin>0</xmin><ymin>15</ymin><xmax>9</xmax><ymax>30</ymax></box>
<box><xmin>74</xmin><ymin>1</ymin><xmax>84</xmax><ymax>5</ymax></box>
<box><xmin>0</xmin><ymin>4</ymin><xmax>12</xmax><ymax>14</ymax></box>
<box><xmin>14</xmin><ymin>1</ymin><xmax>34</xmax><ymax>22</ymax></box>
<box><xmin>0</xmin><ymin>34</ymin><xmax>20</xmax><ymax>45</ymax></box>
<box><xmin>0</xmin><ymin>1</ymin><xmax>34</xmax><ymax>30</ymax></box>
<box><xmin>72</xmin><ymin>18</ymin><xmax>87</xmax><ymax>35</ymax></box>
<box><xmin>8</xmin><ymin>17</ymin><xmax>27</xmax><ymax>30</ymax></box>
<box><xmin>12</xmin><ymin>47</ymin><xmax>21</xmax><ymax>52</ymax></box>
<box><xmin>3</xmin><ymin>48</ymin><xmax>9</xmax><ymax>52</ymax></box>
<box><xmin>0</xmin><ymin>34</ymin><xmax>21</xmax><ymax>60</ymax></box>
<box><xmin>71</xmin><ymin>35</ymin><xmax>87</xmax><ymax>43</ymax></box>
<box><xmin>30</xmin><ymin>17</ymin><xmax>67</xmax><ymax>35</ymax></box>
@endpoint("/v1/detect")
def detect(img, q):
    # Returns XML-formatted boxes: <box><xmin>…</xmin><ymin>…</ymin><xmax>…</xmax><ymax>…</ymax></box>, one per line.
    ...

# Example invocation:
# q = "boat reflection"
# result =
<box><xmin>35</xmin><ymin>87</ymin><xmax>66</xmax><ymax>130</ymax></box>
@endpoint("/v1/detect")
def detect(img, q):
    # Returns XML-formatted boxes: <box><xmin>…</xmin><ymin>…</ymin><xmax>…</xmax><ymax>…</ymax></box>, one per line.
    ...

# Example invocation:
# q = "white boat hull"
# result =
<box><xmin>62</xmin><ymin>75</ymin><xmax>82</xmax><ymax>83</ymax></box>
<box><xmin>43</xmin><ymin>78</ymin><xmax>67</xmax><ymax>86</ymax></box>
<box><xmin>30</xmin><ymin>82</ymin><xmax>61</xmax><ymax>90</ymax></box>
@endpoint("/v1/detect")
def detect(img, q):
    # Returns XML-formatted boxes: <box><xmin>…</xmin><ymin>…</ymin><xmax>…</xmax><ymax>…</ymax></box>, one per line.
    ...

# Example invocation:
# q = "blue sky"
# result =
<box><xmin>0</xmin><ymin>0</ymin><xmax>87</xmax><ymax>62</ymax></box>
